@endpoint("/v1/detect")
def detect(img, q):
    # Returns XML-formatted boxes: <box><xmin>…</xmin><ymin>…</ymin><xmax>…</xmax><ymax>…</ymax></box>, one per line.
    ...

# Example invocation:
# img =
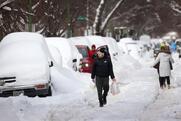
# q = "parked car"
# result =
<box><xmin>118</xmin><ymin>38</ymin><xmax>140</xmax><ymax>59</ymax></box>
<box><xmin>45</xmin><ymin>37</ymin><xmax>82</xmax><ymax>71</ymax></box>
<box><xmin>0</xmin><ymin>32</ymin><xmax>53</xmax><ymax>97</ymax></box>
<box><xmin>75</xmin><ymin>45</ymin><xmax>93</xmax><ymax>73</ymax></box>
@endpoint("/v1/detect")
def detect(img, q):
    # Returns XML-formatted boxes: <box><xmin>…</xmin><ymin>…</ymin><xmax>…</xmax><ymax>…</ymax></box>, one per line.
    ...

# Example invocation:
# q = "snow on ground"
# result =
<box><xmin>0</xmin><ymin>36</ymin><xmax>181</xmax><ymax>121</ymax></box>
<box><xmin>140</xmin><ymin>53</ymin><xmax>181</xmax><ymax>121</ymax></box>
<box><xmin>0</xmin><ymin>54</ymin><xmax>159</xmax><ymax>121</ymax></box>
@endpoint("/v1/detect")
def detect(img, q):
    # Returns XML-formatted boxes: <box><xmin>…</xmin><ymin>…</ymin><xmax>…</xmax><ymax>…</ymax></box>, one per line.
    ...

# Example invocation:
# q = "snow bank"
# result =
<box><xmin>0</xmin><ymin>99</ymin><xmax>20</xmax><ymax>121</ymax></box>
<box><xmin>50</xmin><ymin>67</ymin><xmax>85</xmax><ymax>94</ymax></box>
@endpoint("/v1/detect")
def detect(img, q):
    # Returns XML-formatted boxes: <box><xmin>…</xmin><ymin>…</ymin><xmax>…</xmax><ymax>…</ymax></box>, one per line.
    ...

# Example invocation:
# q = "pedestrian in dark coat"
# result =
<box><xmin>91</xmin><ymin>48</ymin><xmax>116</xmax><ymax>107</ymax></box>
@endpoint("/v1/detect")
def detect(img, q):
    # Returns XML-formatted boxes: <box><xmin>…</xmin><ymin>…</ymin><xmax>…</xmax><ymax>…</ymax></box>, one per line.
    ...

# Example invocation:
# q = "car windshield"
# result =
<box><xmin>77</xmin><ymin>47</ymin><xmax>88</xmax><ymax>58</ymax></box>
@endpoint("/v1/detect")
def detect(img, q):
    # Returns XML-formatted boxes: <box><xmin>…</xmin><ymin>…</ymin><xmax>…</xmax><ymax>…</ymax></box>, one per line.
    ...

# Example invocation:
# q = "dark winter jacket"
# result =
<box><xmin>91</xmin><ymin>57</ymin><xmax>115</xmax><ymax>79</ymax></box>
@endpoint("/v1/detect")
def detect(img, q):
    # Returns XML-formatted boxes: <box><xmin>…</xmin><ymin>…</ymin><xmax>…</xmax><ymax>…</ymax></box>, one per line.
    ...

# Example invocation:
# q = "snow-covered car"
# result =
<box><xmin>69</xmin><ymin>37</ymin><xmax>93</xmax><ymax>72</ymax></box>
<box><xmin>102</xmin><ymin>37</ymin><xmax>123</xmax><ymax>60</ymax></box>
<box><xmin>0</xmin><ymin>32</ymin><xmax>53</xmax><ymax>97</ymax></box>
<box><xmin>46</xmin><ymin>44</ymin><xmax>63</xmax><ymax>68</ymax></box>
<box><xmin>85</xmin><ymin>35</ymin><xmax>105</xmax><ymax>48</ymax></box>
<box><xmin>68</xmin><ymin>36</ymin><xmax>91</xmax><ymax>47</ymax></box>
<box><xmin>45</xmin><ymin>37</ymin><xmax>82</xmax><ymax>71</ymax></box>
<box><xmin>118</xmin><ymin>38</ymin><xmax>140</xmax><ymax>59</ymax></box>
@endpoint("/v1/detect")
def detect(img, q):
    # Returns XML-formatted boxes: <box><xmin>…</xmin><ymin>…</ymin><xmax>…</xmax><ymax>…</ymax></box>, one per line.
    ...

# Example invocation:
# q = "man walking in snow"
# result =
<box><xmin>91</xmin><ymin>48</ymin><xmax>116</xmax><ymax>107</ymax></box>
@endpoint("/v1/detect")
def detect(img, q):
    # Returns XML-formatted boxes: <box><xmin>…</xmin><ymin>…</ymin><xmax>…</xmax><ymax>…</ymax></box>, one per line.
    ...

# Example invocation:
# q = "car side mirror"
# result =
<box><xmin>73</xmin><ymin>59</ymin><xmax>77</xmax><ymax>63</ymax></box>
<box><xmin>49</xmin><ymin>61</ymin><xmax>54</xmax><ymax>67</ymax></box>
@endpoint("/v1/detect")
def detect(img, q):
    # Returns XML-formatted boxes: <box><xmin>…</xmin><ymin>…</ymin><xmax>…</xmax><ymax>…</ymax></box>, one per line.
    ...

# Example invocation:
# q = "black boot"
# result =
<box><xmin>99</xmin><ymin>102</ymin><xmax>103</xmax><ymax>107</ymax></box>
<box><xmin>103</xmin><ymin>96</ymin><xmax>107</xmax><ymax>105</ymax></box>
<box><xmin>99</xmin><ymin>98</ymin><xmax>104</xmax><ymax>107</ymax></box>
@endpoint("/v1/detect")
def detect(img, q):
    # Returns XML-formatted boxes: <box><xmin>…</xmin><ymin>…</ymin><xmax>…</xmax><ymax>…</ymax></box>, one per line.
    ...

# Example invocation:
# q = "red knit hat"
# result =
<box><xmin>92</xmin><ymin>44</ymin><xmax>96</xmax><ymax>48</ymax></box>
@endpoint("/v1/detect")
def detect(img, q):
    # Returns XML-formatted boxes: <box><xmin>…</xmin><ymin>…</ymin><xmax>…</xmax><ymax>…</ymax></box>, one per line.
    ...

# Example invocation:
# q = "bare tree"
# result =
<box><xmin>93</xmin><ymin>0</ymin><xmax>125</xmax><ymax>36</ymax></box>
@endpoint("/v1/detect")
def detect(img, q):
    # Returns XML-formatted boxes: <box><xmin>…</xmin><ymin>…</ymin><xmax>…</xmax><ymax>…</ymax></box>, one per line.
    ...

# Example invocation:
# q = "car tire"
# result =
<box><xmin>38</xmin><ymin>86</ymin><xmax>52</xmax><ymax>97</ymax></box>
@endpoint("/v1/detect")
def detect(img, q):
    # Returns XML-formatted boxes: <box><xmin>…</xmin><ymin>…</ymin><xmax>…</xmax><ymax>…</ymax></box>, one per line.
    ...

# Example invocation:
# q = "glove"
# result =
<box><xmin>112</xmin><ymin>78</ymin><xmax>116</xmax><ymax>82</ymax></box>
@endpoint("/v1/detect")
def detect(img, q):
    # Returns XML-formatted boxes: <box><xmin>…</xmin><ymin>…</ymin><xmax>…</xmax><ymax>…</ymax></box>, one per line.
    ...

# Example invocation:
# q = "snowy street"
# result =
<box><xmin>140</xmin><ymin>57</ymin><xmax>181</xmax><ymax>121</ymax></box>
<box><xmin>141</xmin><ymin>87</ymin><xmax>181</xmax><ymax>121</ymax></box>
<box><xmin>0</xmin><ymin>54</ymin><xmax>181</xmax><ymax>121</ymax></box>
<box><xmin>1</xmin><ymin>0</ymin><xmax>181</xmax><ymax>120</ymax></box>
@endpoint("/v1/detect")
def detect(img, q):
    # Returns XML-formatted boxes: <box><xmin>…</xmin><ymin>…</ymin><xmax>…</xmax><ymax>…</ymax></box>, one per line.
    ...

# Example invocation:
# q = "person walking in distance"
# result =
<box><xmin>153</xmin><ymin>46</ymin><xmax>174</xmax><ymax>89</ymax></box>
<box><xmin>91</xmin><ymin>48</ymin><xmax>116</xmax><ymax>107</ymax></box>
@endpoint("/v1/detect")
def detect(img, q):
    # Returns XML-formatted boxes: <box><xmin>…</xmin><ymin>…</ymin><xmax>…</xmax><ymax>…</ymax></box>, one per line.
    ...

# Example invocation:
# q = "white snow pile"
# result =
<box><xmin>50</xmin><ymin>66</ymin><xmax>86</xmax><ymax>94</ymax></box>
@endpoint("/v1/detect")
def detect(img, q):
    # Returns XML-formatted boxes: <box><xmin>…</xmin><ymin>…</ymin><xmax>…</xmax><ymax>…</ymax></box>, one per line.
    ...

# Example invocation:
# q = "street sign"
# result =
<box><xmin>77</xmin><ymin>16</ymin><xmax>86</xmax><ymax>21</ymax></box>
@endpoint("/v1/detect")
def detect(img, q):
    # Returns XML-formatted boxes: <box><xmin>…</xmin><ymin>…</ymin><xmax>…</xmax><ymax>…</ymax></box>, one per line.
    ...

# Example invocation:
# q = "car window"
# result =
<box><xmin>77</xmin><ymin>48</ymin><xmax>88</xmax><ymax>58</ymax></box>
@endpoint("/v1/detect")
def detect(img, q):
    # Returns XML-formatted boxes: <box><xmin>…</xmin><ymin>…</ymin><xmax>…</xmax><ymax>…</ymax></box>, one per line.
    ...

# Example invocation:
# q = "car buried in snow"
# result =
<box><xmin>45</xmin><ymin>37</ymin><xmax>82</xmax><ymax>71</ymax></box>
<box><xmin>0</xmin><ymin>32</ymin><xmax>53</xmax><ymax>97</ymax></box>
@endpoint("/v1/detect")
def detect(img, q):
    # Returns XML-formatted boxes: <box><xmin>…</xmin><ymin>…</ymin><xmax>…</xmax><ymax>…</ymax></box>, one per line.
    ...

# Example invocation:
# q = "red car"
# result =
<box><xmin>76</xmin><ymin>45</ymin><xmax>110</xmax><ymax>73</ymax></box>
<box><xmin>75</xmin><ymin>45</ymin><xmax>93</xmax><ymax>73</ymax></box>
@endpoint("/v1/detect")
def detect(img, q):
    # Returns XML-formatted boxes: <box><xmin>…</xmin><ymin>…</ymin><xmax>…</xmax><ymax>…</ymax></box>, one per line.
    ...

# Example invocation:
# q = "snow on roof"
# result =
<box><xmin>68</xmin><ymin>36</ymin><xmax>91</xmax><ymax>47</ymax></box>
<box><xmin>45</xmin><ymin>37</ymin><xmax>73</xmax><ymax>68</ymax></box>
<box><xmin>1</xmin><ymin>32</ymin><xmax>44</xmax><ymax>46</ymax></box>
<box><xmin>85</xmin><ymin>35</ymin><xmax>105</xmax><ymax>48</ymax></box>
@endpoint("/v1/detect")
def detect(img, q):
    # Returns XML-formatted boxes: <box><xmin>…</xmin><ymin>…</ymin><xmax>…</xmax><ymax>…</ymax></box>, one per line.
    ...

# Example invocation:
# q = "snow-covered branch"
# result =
<box><xmin>20</xmin><ymin>8</ymin><xmax>35</xmax><ymax>16</ymax></box>
<box><xmin>101</xmin><ymin>0</ymin><xmax>124</xmax><ymax>31</ymax></box>
<box><xmin>93</xmin><ymin>0</ymin><xmax>125</xmax><ymax>35</ymax></box>
<box><xmin>154</xmin><ymin>13</ymin><xmax>161</xmax><ymax>23</ymax></box>
<box><xmin>170</xmin><ymin>1</ymin><xmax>181</xmax><ymax>14</ymax></box>
<box><xmin>32</xmin><ymin>1</ymin><xmax>40</xmax><ymax>10</ymax></box>
<box><xmin>2</xmin><ymin>6</ymin><xmax>11</xmax><ymax>11</ymax></box>
<box><xmin>0</xmin><ymin>0</ymin><xmax>14</xmax><ymax>9</ymax></box>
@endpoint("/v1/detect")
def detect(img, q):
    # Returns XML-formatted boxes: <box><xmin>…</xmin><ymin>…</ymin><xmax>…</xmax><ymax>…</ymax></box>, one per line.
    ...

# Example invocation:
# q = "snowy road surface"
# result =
<box><xmin>0</xmin><ymin>56</ymin><xmax>181</xmax><ymax>121</ymax></box>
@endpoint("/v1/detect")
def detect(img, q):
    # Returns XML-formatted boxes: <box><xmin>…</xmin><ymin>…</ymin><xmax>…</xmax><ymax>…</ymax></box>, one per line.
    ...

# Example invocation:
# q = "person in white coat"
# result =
<box><xmin>153</xmin><ymin>46</ymin><xmax>174</xmax><ymax>89</ymax></box>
